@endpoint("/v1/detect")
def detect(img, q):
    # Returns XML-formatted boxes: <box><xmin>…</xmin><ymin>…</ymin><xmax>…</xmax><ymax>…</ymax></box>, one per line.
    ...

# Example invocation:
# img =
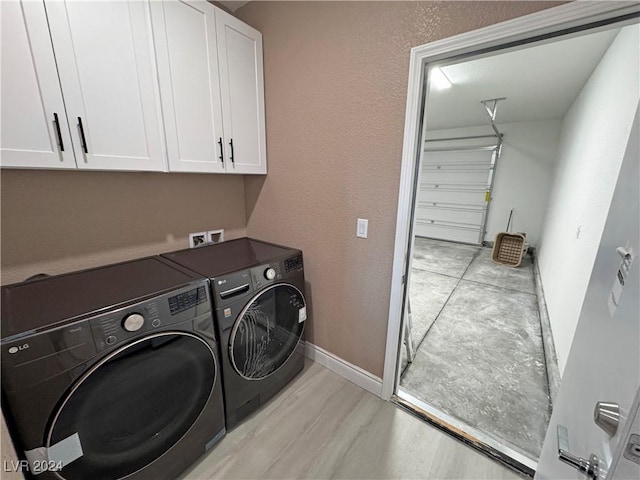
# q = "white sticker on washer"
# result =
<box><xmin>298</xmin><ymin>306</ymin><xmax>307</xmax><ymax>323</ymax></box>
<box><xmin>24</xmin><ymin>447</ymin><xmax>48</xmax><ymax>475</ymax></box>
<box><xmin>25</xmin><ymin>432</ymin><xmax>83</xmax><ymax>475</ymax></box>
<box><xmin>48</xmin><ymin>432</ymin><xmax>83</xmax><ymax>469</ymax></box>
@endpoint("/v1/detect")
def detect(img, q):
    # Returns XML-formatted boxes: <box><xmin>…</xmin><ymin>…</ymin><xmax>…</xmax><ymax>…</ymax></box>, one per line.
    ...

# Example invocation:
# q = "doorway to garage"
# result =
<box><xmin>392</xmin><ymin>18</ymin><xmax>639</xmax><ymax>471</ymax></box>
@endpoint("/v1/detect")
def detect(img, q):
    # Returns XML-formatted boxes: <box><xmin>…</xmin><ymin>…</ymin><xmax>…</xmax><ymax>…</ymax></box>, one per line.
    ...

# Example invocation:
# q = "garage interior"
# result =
<box><xmin>397</xmin><ymin>23</ymin><xmax>639</xmax><ymax>463</ymax></box>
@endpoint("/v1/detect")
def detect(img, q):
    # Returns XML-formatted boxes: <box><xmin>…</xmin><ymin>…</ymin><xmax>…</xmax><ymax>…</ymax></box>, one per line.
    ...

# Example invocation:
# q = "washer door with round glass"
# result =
<box><xmin>48</xmin><ymin>332</ymin><xmax>216</xmax><ymax>480</ymax></box>
<box><xmin>230</xmin><ymin>283</ymin><xmax>305</xmax><ymax>380</ymax></box>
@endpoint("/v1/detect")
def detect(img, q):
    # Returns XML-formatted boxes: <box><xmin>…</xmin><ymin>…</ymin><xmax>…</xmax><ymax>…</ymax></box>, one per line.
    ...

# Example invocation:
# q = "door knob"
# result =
<box><xmin>594</xmin><ymin>402</ymin><xmax>620</xmax><ymax>437</ymax></box>
<box><xmin>558</xmin><ymin>450</ymin><xmax>600</xmax><ymax>479</ymax></box>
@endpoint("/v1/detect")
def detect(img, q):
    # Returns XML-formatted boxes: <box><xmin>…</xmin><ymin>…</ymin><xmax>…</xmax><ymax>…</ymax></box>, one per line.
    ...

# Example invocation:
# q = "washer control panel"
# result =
<box><xmin>90</xmin><ymin>280</ymin><xmax>210</xmax><ymax>351</ymax></box>
<box><xmin>123</xmin><ymin>313</ymin><xmax>145</xmax><ymax>332</ymax></box>
<box><xmin>168</xmin><ymin>286</ymin><xmax>207</xmax><ymax>315</ymax></box>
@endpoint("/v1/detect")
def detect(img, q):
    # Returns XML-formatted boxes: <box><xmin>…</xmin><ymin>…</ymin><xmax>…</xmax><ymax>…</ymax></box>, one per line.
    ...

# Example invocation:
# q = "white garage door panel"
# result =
<box><xmin>415</xmin><ymin>204</ymin><xmax>484</xmax><ymax>225</ymax></box>
<box><xmin>422</xmin><ymin>169</ymin><xmax>491</xmax><ymax>184</ymax></box>
<box><xmin>419</xmin><ymin>186</ymin><xmax>487</xmax><ymax>206</ymax></box>
<box><xmin>414</xmin><ymin>222</ymin><xmax>482</xmax><ymax>244</ymax></box>
<box><xmin>415</xmin><ymin>145</ymin><xmax>497</xmax><ymax>245</ymax></box>
<box><xmin>423</xmin><ymin>149</ymin><xmax>494</xmax><ymax>165</ymax></box>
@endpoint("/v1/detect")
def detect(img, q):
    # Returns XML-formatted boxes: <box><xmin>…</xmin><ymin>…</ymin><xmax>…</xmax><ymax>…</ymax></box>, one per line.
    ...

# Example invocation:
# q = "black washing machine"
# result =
<box><xmin>162</xmin><ymin>238</ymin><xmax>306</xmax><ymax>429</ymax></box>
<box><xmin>1</xmin><ymin>257</ymin><xmax>225</xmax><ymax>480</ymax></box>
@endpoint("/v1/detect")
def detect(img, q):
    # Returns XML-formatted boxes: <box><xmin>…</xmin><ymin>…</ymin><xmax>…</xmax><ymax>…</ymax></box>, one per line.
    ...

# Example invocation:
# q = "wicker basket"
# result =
<box><xmin>492</xmin><ymin>233</ymin><xmax>527</xmax><ymax>267</ymax></box>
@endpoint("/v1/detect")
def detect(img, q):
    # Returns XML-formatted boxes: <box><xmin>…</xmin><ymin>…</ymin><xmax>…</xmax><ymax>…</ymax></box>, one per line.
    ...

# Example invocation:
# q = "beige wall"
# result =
<box><xmin>0</xmin><ymin>170</ymin><xmax>247</xmax><ymax>284</ymax></box>
<box><xmin>238</xmin><ymin>1</ymin><xmax>560</xmax><ymax>378</ymax></box>
<box><xmin>0</xmin><ymin>0</ymin><xmax>560</xmax><ymax>375</ymax></box>
<box><xmin>1</xmin><ymin>412</ymin><xmax>24</xmax><ymax>480</ymax></box>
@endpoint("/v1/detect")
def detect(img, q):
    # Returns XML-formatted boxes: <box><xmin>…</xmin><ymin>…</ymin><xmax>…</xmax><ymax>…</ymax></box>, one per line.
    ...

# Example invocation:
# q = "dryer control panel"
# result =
<box><xmin>212</xmin><ymin>253</ymin><xmax>304</xmax><ymax>309</ymax></box>
<box><xmin>252</xmin><ymin>262</ymin><xmax>282</xmax><ymax>290</ymax></box>
<box><xmin>284</xmin><ymin>254</ymin><xmax>303</xmax><ymax>273</ymax></box>
<box><xmin>251</xmin><ymin>255</ymin><xmax>303</xmax><ymax>290</ymax></box>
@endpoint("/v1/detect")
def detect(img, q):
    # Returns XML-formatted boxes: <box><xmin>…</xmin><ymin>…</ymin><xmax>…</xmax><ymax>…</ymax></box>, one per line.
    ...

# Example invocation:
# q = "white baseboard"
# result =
<box><xmin>304</xmin><ymin>342</ymin><xmax>383</xmax><ymax>398</ymax></box>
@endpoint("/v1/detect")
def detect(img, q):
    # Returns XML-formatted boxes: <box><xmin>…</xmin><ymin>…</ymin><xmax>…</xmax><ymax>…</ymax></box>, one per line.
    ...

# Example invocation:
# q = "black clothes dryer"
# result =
<box><xmin>1</xmin><ymin>257</ymin><xmax>225</xmax><ymax>480</ymax></box>
<box><xmin>162</xmin><ymin>238</ymin><xmax>306</xmax><ymax>429</ymax></box>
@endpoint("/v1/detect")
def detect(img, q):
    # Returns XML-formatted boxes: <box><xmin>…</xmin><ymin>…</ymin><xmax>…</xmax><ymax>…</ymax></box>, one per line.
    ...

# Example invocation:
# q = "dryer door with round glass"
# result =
<box><xmin>47</xmin><ymin>332</ymin><xmax>216</xmax><ymax>480</ymax></box>
<box><xmin>230</xmin><ymin>283</ymin><xmax>305</xmax><ymax>380</ymax></box>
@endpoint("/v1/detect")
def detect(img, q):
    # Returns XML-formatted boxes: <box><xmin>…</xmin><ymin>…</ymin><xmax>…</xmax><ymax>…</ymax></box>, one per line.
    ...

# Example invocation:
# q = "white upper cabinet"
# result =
<box><xmin>151</xmin><ymin>0</ymin><xmax>225</xmax><ymax>173</ymax></box>
<box><xmin>216</xmin><ymin>8</ymin><xmax>267</xmax><ymax>174</ymax></box>
<box><xmin>152</xmin><ymin>1</ymin><xmax>267</xmax><ymax>174</ymax></box>
<box><xmin>0</xmin><ymin>1</ymin><xmax>76</xmax><ymax>169</ymax></box>
<box><xmin>45</xmin><ymin>0</ymin><xmax>166</xmax><ymax>172</ymax></box>
<box><xmin>1</xmin><ymin>0</ymin><xmax>266</xmax><ymax>174</ymax></box>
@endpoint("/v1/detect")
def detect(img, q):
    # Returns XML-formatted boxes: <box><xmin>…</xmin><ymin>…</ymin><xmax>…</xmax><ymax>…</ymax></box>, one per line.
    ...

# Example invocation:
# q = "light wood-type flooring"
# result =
<box><xmin>182</xmin><ymin>361</ymin><xmax>524</xmax><ymax>479</ymax></box>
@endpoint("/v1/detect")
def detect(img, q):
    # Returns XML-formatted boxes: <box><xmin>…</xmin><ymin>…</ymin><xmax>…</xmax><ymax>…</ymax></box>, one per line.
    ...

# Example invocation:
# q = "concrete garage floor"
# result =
<box><xmin>399</xmin><ymin>237</ymin><xmax>551</xmax><ymax>460</ymax></box>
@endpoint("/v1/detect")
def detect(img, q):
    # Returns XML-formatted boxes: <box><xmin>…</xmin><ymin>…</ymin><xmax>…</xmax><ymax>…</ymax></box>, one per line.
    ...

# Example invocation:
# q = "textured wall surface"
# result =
<box><xmin>1</xmin><ymin>170</ymin><xmax>247</xmax><ymax>284</ymax></box>
<box><xmin>238</xmin><ymin>1</ymin><xmax>560</xmax><ymax>377</ymax></box>
<box><xmin>1</xmin><ymin>411</ymin><xmax>24</xmax><ymax>480</ymax></box>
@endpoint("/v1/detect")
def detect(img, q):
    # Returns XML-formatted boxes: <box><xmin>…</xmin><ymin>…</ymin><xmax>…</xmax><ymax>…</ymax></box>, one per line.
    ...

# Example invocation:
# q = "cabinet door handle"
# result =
<box><xmin>53</xmin><ymin>113</ymin><xmax>64</xmax><ymax>152</ymax></box>
<box><xmin>77</xmin><ymin>117</ymin><xmax>88</xmax><ymax>154</ymax></box>
<box><xmin>218</xmin><ymin>137</ymin><xmax>224</xmax><ymax>164</ymax></box>
<box><xmin>229</xmin><ymin>138</ymin><xmax>234</xmax><ymax>165</ymax></box>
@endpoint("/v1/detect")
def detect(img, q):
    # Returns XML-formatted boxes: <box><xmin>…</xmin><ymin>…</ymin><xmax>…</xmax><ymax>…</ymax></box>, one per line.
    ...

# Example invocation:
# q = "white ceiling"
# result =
<box><xmin>425</xmin><ymin>28</ymin><xmax>619</xmax><ymax>131</ymax></box>
<box><xmin>216</xmin><ymin>1</ymin><xmax>249</xmax><ymax>12</ymax></box>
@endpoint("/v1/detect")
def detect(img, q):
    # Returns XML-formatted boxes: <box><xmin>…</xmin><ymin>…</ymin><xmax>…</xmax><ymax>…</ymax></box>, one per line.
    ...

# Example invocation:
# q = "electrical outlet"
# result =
<box><xmin>207</xmin><ymin>229</ymin><xmax>224</xmax><ymax>244</ymax></box>
<box><xmin>189</xmin><ymin>232</ymin><xmax>207</xmax><ymax>248</ymax></box>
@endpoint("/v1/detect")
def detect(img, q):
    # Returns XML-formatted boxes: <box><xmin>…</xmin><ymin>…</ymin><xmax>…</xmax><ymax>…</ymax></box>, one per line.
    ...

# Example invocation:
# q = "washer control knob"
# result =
<box><xmin>264</xmin><ymin>268</ymin><xmax>276</xmax><ymax>281</ymax></box>
<box><xmin>123</xmin><ymin>313</ymin><xmax>145</xmax><ymax>332</ymax></box>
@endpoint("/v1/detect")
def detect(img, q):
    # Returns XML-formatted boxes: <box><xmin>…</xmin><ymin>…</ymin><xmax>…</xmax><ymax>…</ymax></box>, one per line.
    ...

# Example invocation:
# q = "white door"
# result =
<box><xmin>415</xmin><ymin>146</ymin><xmax>496</xmax><ymax>245</ymax></box>
<box><xmin>45</xmin><ymin>0</ymin><xmax>166</xmax><ymax>172</ymax></box>
<box><xmin>536</xmin><ymin>107</ymin><xmax>639</xmax><ymax>479</ymax></box>
<box><xmin>609</xmin><ymin>391</ymin><xmax>640</xmax><ymax>479</ymax></box>
<box><xmin>216</xmin><ymin>9</ymin><xmax>267</xmax><ymax>175</ymax></box>
<box><xmin>0</xmin><ymin>0</ymin><xmax>76</xmax><ymax>169</ymax></box>
<box><xmin>151</xmin><ymin>0</ymin><xmax>225</xmax><ymax>174</ymax></box>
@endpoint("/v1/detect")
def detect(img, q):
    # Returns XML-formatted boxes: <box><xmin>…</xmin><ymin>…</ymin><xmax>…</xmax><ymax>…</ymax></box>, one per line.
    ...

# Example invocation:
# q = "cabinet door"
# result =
<box><xmin>216</xmin><ymin>9</ymin><xmax>267</xmax><ymax>174</ymax></box>
<box><xmin>1</xmin><ymin>1</ymin><xmax>76</xmax><ymax>169</ymax></box>
<box><xmin>151</xmin><ymin>0</ymin><xmax>225</xmax><ymax>173</ymax></box>
<box><xmin>45</xmin><ymin>1</ymin><xmax>166</xmax><ymax>172</ymax></box>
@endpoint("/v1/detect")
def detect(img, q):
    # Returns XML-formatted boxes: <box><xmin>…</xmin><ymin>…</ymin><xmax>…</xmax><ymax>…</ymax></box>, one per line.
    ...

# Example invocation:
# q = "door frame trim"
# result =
<box><xmin>381</xmin><ymin>0</ymin><xmax>640</xmax><ymax>400</ymax></box>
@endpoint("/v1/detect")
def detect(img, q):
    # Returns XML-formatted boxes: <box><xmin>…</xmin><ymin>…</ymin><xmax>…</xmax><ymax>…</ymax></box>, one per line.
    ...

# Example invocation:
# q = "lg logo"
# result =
<box><xmin>8</xmin><ymin>344</ymin><xmax>29</xmax><ymax>354</ymax></box>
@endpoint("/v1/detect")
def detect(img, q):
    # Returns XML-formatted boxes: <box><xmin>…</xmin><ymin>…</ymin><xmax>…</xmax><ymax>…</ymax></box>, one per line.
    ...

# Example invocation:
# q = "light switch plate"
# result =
<box><xmin>357</xmin><ymin>218</ymin><xmax>368</xmax><ymax>238</ymax></box>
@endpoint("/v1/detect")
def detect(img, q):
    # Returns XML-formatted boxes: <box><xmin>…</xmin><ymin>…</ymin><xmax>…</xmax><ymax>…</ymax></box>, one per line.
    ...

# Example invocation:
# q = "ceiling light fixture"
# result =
<box><xmin>431</xmin><ymin>67</ymin><xmax>452</xmax><ymax>89</ymax></box>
